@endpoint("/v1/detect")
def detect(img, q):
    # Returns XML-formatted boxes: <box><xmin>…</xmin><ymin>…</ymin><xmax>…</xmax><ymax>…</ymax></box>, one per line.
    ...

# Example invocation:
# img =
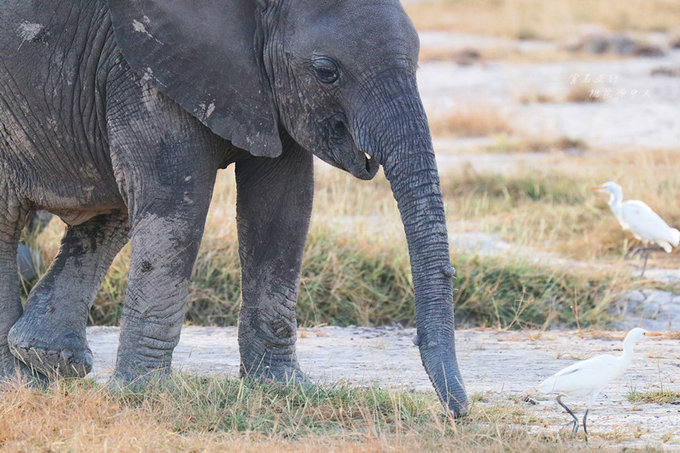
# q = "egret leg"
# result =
<box><xmin>625</xmin><ymin>247</ymin><xmax>644</xmax><ymax>260</ymax></box>
<box><xmin>640</xmin><ymin>249</ymin><xmax>649</xmax><ymax>277</ymax></box>
<box><xmin>633</xmin><ymin>245</ymin><xmax>663</xmax><ymax>277</ymax></box>
<box><xmin>557</xmin><ymin>395</ymin><xmax>579</xmax><ymax>438</ymax></box>
<box><xmin>582</xmin><ymin>409</ymin><xmax>589</xmax><ymax>443</ymax></box>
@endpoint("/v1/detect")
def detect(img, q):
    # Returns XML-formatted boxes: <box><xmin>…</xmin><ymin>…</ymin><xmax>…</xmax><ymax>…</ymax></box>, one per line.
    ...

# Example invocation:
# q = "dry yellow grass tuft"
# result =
<box><xmin>516</xmin><ymin>91</ymin><xmax>558</xmax><ymax>105</ymax></box>
<box><xmin>429</xmin><ymin>104</ymin><xmax>513</xmax><ymax>137</ymax></box>
<box><xmin>565</xmin><ymin>80</ymin><xmax>604</xmax><ymax>103</ymax></box>
<box><xmin>0</xmin><ymin>381</ymin><xmax>169</xmax><ymax>451</ymax></box>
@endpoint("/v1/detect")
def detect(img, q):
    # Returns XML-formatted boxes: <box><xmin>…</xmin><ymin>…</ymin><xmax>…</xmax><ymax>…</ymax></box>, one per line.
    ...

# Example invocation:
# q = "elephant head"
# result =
<box><xmin>109</xmin><ymin>0</ymin><xmax>467</xmax><ymax>416</ymax></box>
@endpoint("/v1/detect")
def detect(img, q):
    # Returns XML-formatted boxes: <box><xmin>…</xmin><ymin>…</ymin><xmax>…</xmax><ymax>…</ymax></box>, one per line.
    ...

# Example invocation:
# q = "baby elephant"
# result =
<box><xmin>0</xmin><ymin>0</ymin><xmax>467</xmax><ymax>416</ymax></box>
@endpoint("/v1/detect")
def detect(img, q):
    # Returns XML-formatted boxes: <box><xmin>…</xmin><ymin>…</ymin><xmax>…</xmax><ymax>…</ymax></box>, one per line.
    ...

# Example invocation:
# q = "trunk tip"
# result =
<box><xmin>445</xmin><ymin>398</ymin><xmax>469</xmax><ymax>418</ymax></box>
<box><xmin>440</xmin><ymin>383</ymin><xmax>469</xmax><ymax>418</ymax></box>
<box><xmin>441</xmin><ymin>264</ymin><xmax>456</xmax><ymax>278</ymax></box>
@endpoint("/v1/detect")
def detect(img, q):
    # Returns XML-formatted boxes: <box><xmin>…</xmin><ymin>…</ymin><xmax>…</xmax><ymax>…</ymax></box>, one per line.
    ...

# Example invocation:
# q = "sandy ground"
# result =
<box><xmin>88</xmin><ymin>326</ymin><xmax>680</xmax><ymax>450</ymax></box>
<box><xmin>417</xmin><ymin>35</ymin><xmax>680</xmax><ymax>152</ymax></box>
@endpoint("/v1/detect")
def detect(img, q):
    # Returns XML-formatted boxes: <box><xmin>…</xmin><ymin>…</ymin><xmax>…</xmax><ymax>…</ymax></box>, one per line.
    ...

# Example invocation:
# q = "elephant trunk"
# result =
<box><xmin>351</xmin><ymin>70</ymin><xmax>468</xmax><ymax>416</ymax></box>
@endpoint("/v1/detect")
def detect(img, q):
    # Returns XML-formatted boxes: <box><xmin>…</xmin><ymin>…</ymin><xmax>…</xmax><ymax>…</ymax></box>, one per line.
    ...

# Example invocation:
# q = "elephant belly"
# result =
<box><xmin>0</xmin><ymin>0</ymin><xmax>126</xmax><ymax>222</ymax></box>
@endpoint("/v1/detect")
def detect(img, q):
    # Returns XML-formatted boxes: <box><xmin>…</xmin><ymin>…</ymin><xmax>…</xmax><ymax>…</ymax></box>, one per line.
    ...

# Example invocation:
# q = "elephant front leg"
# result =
<box><xmin>112</xmin><ymin>190</ymin><xmax>215</xmax><ymax>385</ymax></box>
<box><xmin>236</xmin><ymin>136</ymin><xmax>313</xmax><ymax>383</ymax></box>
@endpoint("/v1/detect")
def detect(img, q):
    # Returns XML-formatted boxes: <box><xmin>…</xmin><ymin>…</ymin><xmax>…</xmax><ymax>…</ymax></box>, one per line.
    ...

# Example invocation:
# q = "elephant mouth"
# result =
<box><xmin>325</xmin><ymin>114</ymin><xmax>379</xmax><ymax>180</ymax></box>
<box><xmin>350</xmin><ymin>147</ymin><xmax>380</xmax><ymax>180</ymax></box>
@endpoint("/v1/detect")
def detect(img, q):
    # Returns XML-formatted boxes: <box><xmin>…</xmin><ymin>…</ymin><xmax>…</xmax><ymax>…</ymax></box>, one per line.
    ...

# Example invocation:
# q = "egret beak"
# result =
<box><xmin>643</xmin><ymin>332</ymin><xmax>663</xmax><ymax>337</ymax></box>
<box><xmin>591</xmin><ymin>185</ymin><xmax>604</xmax><ymax>191</ymax></box>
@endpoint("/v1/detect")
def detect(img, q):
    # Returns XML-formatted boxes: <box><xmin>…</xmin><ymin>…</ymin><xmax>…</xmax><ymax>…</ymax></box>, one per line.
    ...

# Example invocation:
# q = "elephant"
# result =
<box><xmin>0</xmin><ymin>0</ymin><xmax>468</xmax><ymax>416</ymax></box>
<box><xmin>16</xmin><ymin>211</ymin><xmax>52</xmax><ymax>282</ymax></box>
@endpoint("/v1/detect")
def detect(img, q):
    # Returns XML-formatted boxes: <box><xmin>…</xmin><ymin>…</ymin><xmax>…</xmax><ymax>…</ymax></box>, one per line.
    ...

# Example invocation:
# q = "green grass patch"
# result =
<box><xmin>83</xmin><ymin>225</ymin><xmax>615</xmax><ymax>330</ymax></box>
<box><xmin>627</xmin><ymin>389</ymin><xmax>680</xmax><ymax>404</ymax></box>
<box><xmin>453</xmin><ymin>254</ymin><xmax>615</xmax><ymax>329</ymax></box>
<box><xmin>111</xmin><ymin>375</ymin><xmax>441</xmax><ymax>438</ymax></box>
<box><xmin>442</xmin><ymin>171</ymin><xmax>589</xmax><ymax>205</ymax></box>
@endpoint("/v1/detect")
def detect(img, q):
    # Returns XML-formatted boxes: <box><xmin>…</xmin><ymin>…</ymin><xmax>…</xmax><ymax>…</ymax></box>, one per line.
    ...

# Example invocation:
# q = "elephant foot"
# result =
<box><xmin>0</xmin><ymin>348</ymin><xmax>49</xmax><ymax>387</ymax></box>
<box><xmin>7</xmin><ymin>320</ymin><xmax>92</xmax><ymax>379</ymax></box>
<box><xmin>109</xmin><ymin>366</ymin><xmax>171</xmax><ymax>391</ymax></box>
<box><xmin>241</xmin><ymin>362</ymin><xmax>309</xmax><ymax>386</ymax></box>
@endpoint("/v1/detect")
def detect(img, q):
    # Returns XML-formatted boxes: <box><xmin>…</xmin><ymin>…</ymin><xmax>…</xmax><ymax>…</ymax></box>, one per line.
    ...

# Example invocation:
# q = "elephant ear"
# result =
<box><xmin>108</xmin><ymin>0</ymin><xmax>281</xmax><ymax>157</ymax></box>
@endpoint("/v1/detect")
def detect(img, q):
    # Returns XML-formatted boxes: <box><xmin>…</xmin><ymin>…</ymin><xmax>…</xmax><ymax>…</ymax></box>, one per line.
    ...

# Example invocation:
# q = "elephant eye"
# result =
<box><xmin>312</xmin><ymin>57</ymin><xmax>339</xmax><ymax>84</ymax></box>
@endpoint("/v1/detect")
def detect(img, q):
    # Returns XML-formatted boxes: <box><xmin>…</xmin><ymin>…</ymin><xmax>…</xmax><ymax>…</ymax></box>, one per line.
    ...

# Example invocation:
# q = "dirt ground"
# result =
<box><xmin>88</xmin><ymin>326</ymin><xmax>680</xmax><ymax>450</ymax></box>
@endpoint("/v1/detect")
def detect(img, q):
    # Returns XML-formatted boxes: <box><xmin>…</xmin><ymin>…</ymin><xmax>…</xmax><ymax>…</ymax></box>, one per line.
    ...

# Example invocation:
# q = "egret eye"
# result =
<box><xmin>312</xmin><ymin>58</ymin><xmax>339</xmax><ymax>84</ymax></box>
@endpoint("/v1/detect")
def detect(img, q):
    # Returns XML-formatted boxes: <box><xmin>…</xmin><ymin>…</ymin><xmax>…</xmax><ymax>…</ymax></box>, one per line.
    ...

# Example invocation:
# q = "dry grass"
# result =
<box><xmin>565</xmin><ymin>81</ymin><xmax>605</xmax><ymax>103</ymax></box>
<box><xmin>481</xmin><ymin>136</ymin><xmax>587</xmax><ymax>154</ymax></box>
<box><xmin>516</xmin><ymin>83</ymin><xmax>606</xmax><ymax>105</ymax></box>
<box><xmin>429</xmin><ymin>104</ymin><xmax>513</xmax><ymax>137</ymax></box>
<box><xmin>438</xmin><ymin>150</ymin><xmax>680</xmax><ymax>261</ymax></box>
<box><xmin>405</xmin><ymin>0</ymin><xmax>680</xmax><ymax>38</ymax></box>
<box><xmin>0</xmin><ymin>376</ymin><xmax>618</xmax><ymax>452</ymax></box>
<box><xmin>419</xmin><ymin>47</ymin><xmax>483</xmax><ymax>64</ymax></box>
<box><xmin>516</xmin><ymin>91</ymin><xmax>558</xmax><ymax>105</ymax></box>
<box><xmin>418</xmin><ymin>42</ymin><xmax>632</xmax><ymax>64</ymax></box>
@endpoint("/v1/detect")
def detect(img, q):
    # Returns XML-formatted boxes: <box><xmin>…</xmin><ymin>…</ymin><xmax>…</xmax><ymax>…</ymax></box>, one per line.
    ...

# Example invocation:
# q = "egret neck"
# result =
<box><xmin>618</xmin><ymin>331</ymin><xmax>638</xmax><ymax>374</ymax></box>
<box><xmin>606</xmin><ymin>187</ymin><xmax>624</xmax><ymax>223</ymax></box>
<box><xmin>619</xmin><ymin>330</ymin><xmax>661</xmax><ymax>375</ymax></box>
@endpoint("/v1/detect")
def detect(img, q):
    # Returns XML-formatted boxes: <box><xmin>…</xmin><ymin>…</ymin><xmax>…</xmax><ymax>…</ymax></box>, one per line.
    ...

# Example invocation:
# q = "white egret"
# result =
<box><xmin>592</xmin><ymin>182</ymin><xmax>679</xmax><ymax>276</ymax></box>
<box><xmin>536</xmin><ymin>328</ymin><xmax>662</xmax><ymax>442</ymax></box>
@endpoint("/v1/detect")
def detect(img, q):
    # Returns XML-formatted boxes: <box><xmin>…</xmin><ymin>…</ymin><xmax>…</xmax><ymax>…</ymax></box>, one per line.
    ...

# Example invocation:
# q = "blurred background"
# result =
<box><xmin>27</xmin><ymin>0</ymin><xmax>680</xmax><ymax>332</ymax></box>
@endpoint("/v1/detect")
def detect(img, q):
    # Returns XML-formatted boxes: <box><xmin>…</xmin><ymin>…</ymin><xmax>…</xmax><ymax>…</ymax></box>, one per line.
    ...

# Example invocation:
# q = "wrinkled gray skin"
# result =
<box><xmin>0</xmin><ymin>0</ymin><xmax>467</xmax><ymax>415</ymax></box>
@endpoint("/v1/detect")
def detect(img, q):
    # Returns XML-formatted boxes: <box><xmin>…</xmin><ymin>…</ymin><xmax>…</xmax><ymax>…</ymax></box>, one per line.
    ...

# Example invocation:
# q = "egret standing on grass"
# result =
<box><xmin>535</xmin><ymin>328</ymin><xmax>662</xmax><ymax>442</ymax></box>
<box><xmin>592</xmin><ymin>182</ymin><xmax>680</xmax><ymax>276</ymax></box>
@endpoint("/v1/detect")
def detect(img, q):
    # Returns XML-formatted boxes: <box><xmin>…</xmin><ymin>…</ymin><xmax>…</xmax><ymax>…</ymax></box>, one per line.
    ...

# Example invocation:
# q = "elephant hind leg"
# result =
<box><xmin>0</xmin><ymin>189</ymin><xmax>31</xmax><ymax>380</ymax></box>
<box><xmin>8</xmin><ymin>212</ymin><xmax>129</xmax><ymax>378</ymax></box>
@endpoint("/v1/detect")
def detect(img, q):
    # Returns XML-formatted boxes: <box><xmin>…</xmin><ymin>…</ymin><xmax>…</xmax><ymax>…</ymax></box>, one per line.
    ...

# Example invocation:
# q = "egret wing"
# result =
<box><xmin>622</xmin><ymin>201</ymin><xmax>677</xmax><ymax>247</ymax></box>
<box><xmin>538</xmin><ymin>355</ymin><xmax>619</xmax><ymax>397</ymax></box>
